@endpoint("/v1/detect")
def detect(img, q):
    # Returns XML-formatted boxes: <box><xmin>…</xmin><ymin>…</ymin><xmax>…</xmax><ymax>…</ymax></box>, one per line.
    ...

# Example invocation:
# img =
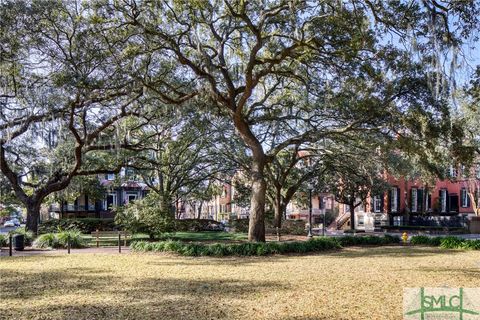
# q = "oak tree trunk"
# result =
<box><xmin>249</xmin><ymin>159</ymin><xmax>266</xmax><ymax>242</ymax></box>
<box><xmin>274</xmin><ymin>196</ymin><xmax>284</xmax><ymax>229</ymax></box>
<box><xmin>349</xmin><ymin>202</ymin><xmax>356</xmax><ymax>231</ymax></box>
<box><xmin>197</xmin><ymin>202</ymin><xmax>203</xmax><ymax>219</ymax></box>
<box><xmin>26</xmin><ymin>201</ymin><xmax>42</xmax><ymax>234</ymax></box>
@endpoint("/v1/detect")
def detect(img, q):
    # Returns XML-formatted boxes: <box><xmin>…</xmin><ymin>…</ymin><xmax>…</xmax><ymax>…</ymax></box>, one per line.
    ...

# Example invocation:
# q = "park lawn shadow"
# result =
<box><xmin>0</xmin><ymin>268</ymin><xmax>117</xmax><ymax>300</ymax></box>
<box><xmin>0</xmin><ymin>266</ymin><xmax>288</xmax><ymax>320</ymax></box>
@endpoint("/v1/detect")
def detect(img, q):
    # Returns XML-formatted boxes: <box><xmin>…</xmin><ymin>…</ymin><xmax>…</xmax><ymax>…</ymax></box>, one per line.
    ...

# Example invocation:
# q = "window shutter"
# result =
<box><xmin>409</xmin><ymin>189</ymin><xmax>413</xmax><ymax>212</ymax></box>
<box><xmin>446</xmin><ymin>190</ymin><xmax>450</xmax><ymax>213</ymax></box>
<box><xmin>418</xmin><ymin>189</ymin><xmax>423</xmax><ymax>213</ymax></box>
<box><xmin>439</xmin><ymin>190</ymin><xmax>443</xmax><ymax>213</ymax></box>
<box><xmin>467</xmin><ymin>191</ymin><xmax>471</xmax><ymax>207</ymax></box>
<box><xmin>370</xmin><ymin>196</ymin><xmax>374</xmax><ymax>213</ymax></box>
<box><xmin>461</xmin><ymin>189</ymin><xmax>465</xmax><ymax>207</ymax></box>
<box><xmin>397</xmin><ymin>187</ymin><xmax>401</xmax><ymax>213</ymax></box>
<box><xmin>387</xmin><ymin>190</ymin><xmax>392</xmax><ymax>212</ymax></box>
<box><xmin>380</xmin><ymin>193</ymin><xmax>384</xmax><ymax>212</ymax></box>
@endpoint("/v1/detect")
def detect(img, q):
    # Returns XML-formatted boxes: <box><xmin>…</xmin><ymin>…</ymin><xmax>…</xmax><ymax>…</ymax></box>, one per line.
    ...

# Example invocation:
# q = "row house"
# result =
<box><xmin>353</xmin><ymin>169</ymin><xmax>477</xmax><ymax>231</ymax></box>
<box><xmin>49</xmin><ymin>169</ymin><xmax>148</xmax><ymax>219</ymax></box>
<box><xmin>177</xmin><ymin>182</ymin><xmax>249</xmax><ymax>221</ymax></box>
<box><xmin>286</xmin><ymin>193</ymin><xmax>338</xmax><ymax>224</ymax></box>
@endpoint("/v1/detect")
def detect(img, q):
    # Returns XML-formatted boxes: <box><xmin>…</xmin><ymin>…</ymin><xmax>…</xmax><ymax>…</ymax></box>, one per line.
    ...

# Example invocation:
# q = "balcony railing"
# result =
<box><xmin>50</xmin><ymin>204</ymin><xmax>96</xmax><ymax>212</ymax></box>
<box><xmin>287</xmin><ymin>209</ymin><xmax>323</xmax><ymax>216</ymax></box>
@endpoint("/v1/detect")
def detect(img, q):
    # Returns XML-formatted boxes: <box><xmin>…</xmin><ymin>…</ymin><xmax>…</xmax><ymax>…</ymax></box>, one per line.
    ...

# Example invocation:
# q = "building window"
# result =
<box><xmin>358</xmin><ymin>215</ymin><xmax>364</xmax><ymax>226</ymax></box>
<box><xmin>126</xmin><ymin>193</ymin><xmax>138</xmax><ymax>204</ymax></box>
<box><xmin>325</xmin><ymin>197</ymin><xmax>332</xmax><ymax>210</ymax></box>
<box><xmin>393</xmin><ymin>216</ymin><xmax>404</xmax><ymax>226</ymax></box>
<box><xmin>373</xmin><ymin>196</ymin><xmax>382</xmax><ymax>213</ymax></box>
<box><xmin>221</xmin><ymin>187</ymin><xmax>227</xmax><ymax>198</ymax></box>
<box><xmin>106</xmin><ymin>173</ymin><xmax>115</xmax><ymax>181</ymax></box>
<box><xmin>125</xmin><ymin>168</ymin><xmax>135</xmax><ymax>180</ymax></box>
<box><xmin>449</xmin><ymin>166</ymin><xmax>457</xmax><ymax>178</ymax></box>
<box><xmin>104</xmin><ymin>192</ymin><xmax>117</xmax><ymax>210</ymax></box>
<box><xmin>476</xmin><ymin>164</ymin><xmax>480</xmax><ymax>179</ymax></box>
<box><xmin>391</xmin><ymin>187</ymin><xmax>398</xmax><ymax>213</ymax></box>
<box><xmin>461</xmin><ymin>188</ymin><xmax>469</xmax><ymax>208</ymax></box>
<box><xmin>440</xmin><ymin>189</ymin><xmax>447</xmax><ymax>213</ymax></box>
<box><xmin>425</xmin><ymin>193</ymin><xmax>431</xmax><ymax>211</ymax></box>
<box><xmin>411</xmin><ymin>188</ymin><xmax>418</xmax><ymax>213</ymax></box>
<box><xmin>344</xmin><ymin>204</ymin><xmax>350</xmax><ymax>213</ymax></box>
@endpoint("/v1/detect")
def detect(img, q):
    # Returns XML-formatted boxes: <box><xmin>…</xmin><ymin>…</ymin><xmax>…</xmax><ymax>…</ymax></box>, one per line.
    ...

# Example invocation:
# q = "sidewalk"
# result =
<box><xmin>0</xmin><ymin>246</ymin><xmax>131</xmax><ymax>257</ymax></box>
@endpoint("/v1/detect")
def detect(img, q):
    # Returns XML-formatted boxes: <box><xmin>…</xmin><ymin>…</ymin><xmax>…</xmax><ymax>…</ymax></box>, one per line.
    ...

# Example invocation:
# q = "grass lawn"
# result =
<box><xmin>158</xmin><ymin>231</ymin><xmax>248</xmax><ymax>242</ymax></box>
<box><xmin>1</xmin><ymin>246</ymin><xmax>479</xmax><ymax>319</ymax></box>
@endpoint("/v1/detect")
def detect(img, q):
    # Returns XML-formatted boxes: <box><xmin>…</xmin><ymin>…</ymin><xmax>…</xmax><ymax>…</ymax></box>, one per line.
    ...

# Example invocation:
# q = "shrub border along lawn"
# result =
<box><xmin>410</xmin><ymin>235</ymin><xmax>480</xmax><ymax>250</ymax></box>
<box><xmin>130</xmin><ymin>235</ymin><xmax>400</xmax><ymax>257</ymax></box>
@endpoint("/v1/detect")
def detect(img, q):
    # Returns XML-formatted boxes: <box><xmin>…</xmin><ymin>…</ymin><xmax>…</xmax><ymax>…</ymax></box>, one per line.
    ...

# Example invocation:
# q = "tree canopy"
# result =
<box><xmin>0</xmin><ymin>0</ymin><xmax>479</xmax><ymax>238</ymax></box>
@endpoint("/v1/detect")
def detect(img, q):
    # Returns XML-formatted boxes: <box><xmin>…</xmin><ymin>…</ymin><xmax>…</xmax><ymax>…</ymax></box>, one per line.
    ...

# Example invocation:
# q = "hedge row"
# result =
<box><xmin>410</xmin><ymin>235</ymin><xmax>480</xmax><ymax>250</ymax></box>
<box><xmin>130</xmin><ymin>235</ymin><xmax>400</xmax><ymax>257</ymax></box>
<box><xmin>38</xmin><ymin>218</ymin><xmax>116</xmax><ymax>234</ymax></box>
<box><xmin>230</xmin><ymin>218</ymin><xmax>306</xmax><ymax>235</ymax></box>
<box><xmin>174</xmin><ymin>219</ymin><xmax>224</xmax><ymax>232</ymax></box>
<box><xmin>382</xmin><ymin>226</ymin><xmax>467</xmax><ymax>233</ymax></box>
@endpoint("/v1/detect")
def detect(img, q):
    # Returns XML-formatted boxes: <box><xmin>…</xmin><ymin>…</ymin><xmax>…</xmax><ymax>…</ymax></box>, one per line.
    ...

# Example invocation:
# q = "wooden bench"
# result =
<box><xmin>91</xmin><ymin>230</ymin><xmax>130</xmax><ymax>247</ymax></box>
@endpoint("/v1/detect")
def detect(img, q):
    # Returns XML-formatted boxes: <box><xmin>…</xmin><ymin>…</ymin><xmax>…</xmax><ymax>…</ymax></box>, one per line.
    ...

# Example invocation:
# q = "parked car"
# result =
<box><xmin>11</xmin><ymin>218</ymin><xmax>20</xmax><ymax>227</ymax></box>
<box><xmin>3</xmin><ymin>220</ymin><xmax>15</xmax><ymax>227</ymax></box>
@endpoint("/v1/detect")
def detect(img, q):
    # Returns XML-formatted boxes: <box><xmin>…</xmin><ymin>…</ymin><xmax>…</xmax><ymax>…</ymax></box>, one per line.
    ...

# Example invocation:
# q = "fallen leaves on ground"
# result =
<box><xmin>0</xmin><ymin>246</ymin><xmax>479</xmax><ymax>320</ymax></box>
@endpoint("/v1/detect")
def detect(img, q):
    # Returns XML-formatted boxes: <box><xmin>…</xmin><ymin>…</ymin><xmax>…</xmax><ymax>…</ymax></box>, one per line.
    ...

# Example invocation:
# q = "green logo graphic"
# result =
<box><xmin>405</xmin><ymin>288</ymin><xmax>479</xmax><ymax>320</ymax></box>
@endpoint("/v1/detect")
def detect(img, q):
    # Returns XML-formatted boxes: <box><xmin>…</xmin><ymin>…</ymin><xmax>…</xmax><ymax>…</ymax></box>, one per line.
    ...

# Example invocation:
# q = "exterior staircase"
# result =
<box><xmin>329</xmin><ymin>212</ymin><xmax>350</xmax><ymax>230</ymax></box>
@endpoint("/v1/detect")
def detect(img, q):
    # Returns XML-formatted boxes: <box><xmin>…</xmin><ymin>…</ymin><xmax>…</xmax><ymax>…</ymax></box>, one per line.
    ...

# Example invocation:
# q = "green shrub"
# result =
<box><xmin>410</xmin><ymin>235</ymin><xmax>431</xmax><ymax>245</ymax></box>
<box><xmin>231</xmin><ymin>218</ymin><xmax>307</xmax><ymax>235</ymax></box>
<box><xmin>440</xmin><ymin>236</ymin><xmax>465</xmax><ymax>249</ymax></box>
<box><xmin>382</xmin><ymin>226</ymin><xmax>467</xmax><ymax>233</ymax></box>
<box><xmin>56</xmin><ymin>229</ymin><xmax>85</xmax><ymax>248</ymax></box>
<box><xmin>229</xmin><ymin>218</ymin><xmax>249</xmax><ymax>233</ymax></box>
<box><xmin>336</xmin><ymin>235</ymin><xmax>399</xmax><ymax>246</ymax></box>
<box><xmin>33</xmin><ymin>233</ymin><xmax>59</xmax><ymax>248</ymax></box>
<box><xmin>131</xmin><ymin>236</ymin><xmax>345</xmax><ymax>256</ymax></box>
<box><xmin>278</xmin><ymin>220</ymin><xmax>306</xmax><ymax>235</ymax></box>
<box><xmin>175</xmin><ymin>219</ymin><xmax>224</xmax><ymax>232</ymax></box>
<box><xmin>114</xmin><ymin>193</ymin><xmax>175</xmax><ymax>238</ymax></box>
<box><xmin>409</xmin><ymin>236</ymin><xmax>480</xmax><ymax>250</ymax></box>
<box><xmin>459</xmin><ymin>240</ymin><xmax>480</xmax><ymax>250</ymax></box>
<box><xmin>38</xmin><ymin>218</ymin><xmax>116</xmax><ymax>234</ymax></box>
<box><xmin>410</xmin><ymin>236</ymin><xmax>442</xmax><ymax>246</ymax></box>
<box><xmin>33</xmin><ymin>229</ymin><xmax>85</xmax><ymax>249</ymax></box>
<box><xmin>130</xmin><ymin>234</ymin><xmax>480</xmax><ymax>256</ymax></box>
<box><xmin>0</xmin><ymin>234</ymin><xmax>6</xmax><ymax>247</ymax></box>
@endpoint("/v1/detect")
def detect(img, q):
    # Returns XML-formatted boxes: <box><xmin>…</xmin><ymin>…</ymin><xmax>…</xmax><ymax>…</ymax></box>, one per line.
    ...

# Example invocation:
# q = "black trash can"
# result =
<box><xmin>13</xmin><ymin>234</ymin><xmax>24</xmax><ymax>251</ymax></box>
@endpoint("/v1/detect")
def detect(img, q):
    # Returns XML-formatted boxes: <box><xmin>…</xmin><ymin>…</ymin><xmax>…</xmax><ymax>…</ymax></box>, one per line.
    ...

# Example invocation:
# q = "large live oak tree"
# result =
<box><xmin>98</xmin><ymin>0</ymin><xmax>478</xmax><ymax>241</ymax></box>
<box><xmin>0</xmin><ymin>1</ymin><xmax>147</xmax><ymax>232</ymax></box>
<box><xmin>1</xmin><ymin>0</ymin><xmax>478</xmax><ymax>239</ymax></box>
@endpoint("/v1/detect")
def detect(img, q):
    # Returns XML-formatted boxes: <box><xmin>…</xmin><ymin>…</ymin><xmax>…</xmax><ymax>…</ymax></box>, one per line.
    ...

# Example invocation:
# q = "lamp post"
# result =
<box><xmin>322</xmin><ymin>210</ymin><xmax>326</xmax><ymax>237</ymax></box>
<box><xmin>307</xmin><ymin>183</ymin><xmax>313</xmax><ymax>238</ymax></box>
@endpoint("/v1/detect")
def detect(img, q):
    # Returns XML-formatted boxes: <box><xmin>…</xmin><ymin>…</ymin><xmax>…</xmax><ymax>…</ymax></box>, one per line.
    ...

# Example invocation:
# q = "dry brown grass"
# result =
<box><xmin>1</xmin><ymin>246</ymin><xmax>479</xmax><ymax>320</ymax></box>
